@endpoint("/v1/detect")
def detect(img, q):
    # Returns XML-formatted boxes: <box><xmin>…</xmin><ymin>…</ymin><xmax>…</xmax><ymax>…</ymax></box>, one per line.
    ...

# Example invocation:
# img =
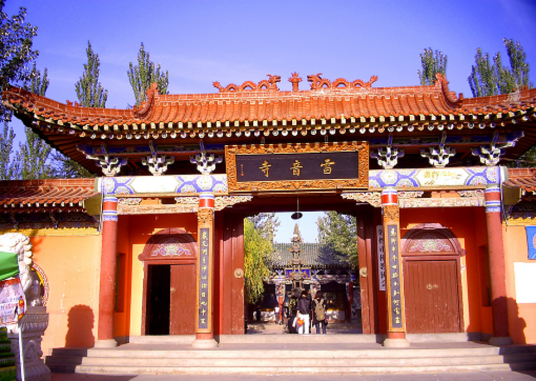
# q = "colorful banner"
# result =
<box><xmin>526</xmin><ymin>226</ymin><xmax>536</xmax><ymax>260</ymax></box>
<box><xmin>0</xmin><ymin>277</ymin><xmax>26</xmax><ymax>326</ymax></box>
<box><xmin>0</xmin><ymin>251</ymin><xmax>19</xmax><ymax>282</ymax></box>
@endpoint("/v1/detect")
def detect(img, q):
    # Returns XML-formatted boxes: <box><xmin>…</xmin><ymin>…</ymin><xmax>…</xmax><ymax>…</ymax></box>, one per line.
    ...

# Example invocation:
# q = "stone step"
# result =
<box><xmin>74</xmin><ymin>362</ymin><xmax>536</xmax><ymax>376</ymax></box>
<box><xmin>77</xmin><ymin>353</ymin><xmax>536</xmax><ymax>368</ymax></box>
<box><xmin>47</xmin><ymin>341</ymin><xmax>536</xmax><ymax>376</ymax></box>
<box><xmin>83</xmin><ymin>344</ymin><xmax>521</xmax><ymax>359</ymax></box>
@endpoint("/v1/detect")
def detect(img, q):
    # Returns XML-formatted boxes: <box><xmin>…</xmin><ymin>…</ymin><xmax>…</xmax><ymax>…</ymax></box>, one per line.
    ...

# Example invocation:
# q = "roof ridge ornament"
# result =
<box><xmin>133</xmin><ymin>82</ymin><xmax>159</xmax><ymax>118</ymax></box>
<box><xmin>212</xmin><ymin>75</ymin><xmax>281</xmax><ymax>93</ymax></box>
<box><xmin>307</xmin><ymin>73</ymin><xmax>378</xmax><ymax>91</ymax></box>
<box><xmin>288</xmin><ymin>72</ymin><xmax>302</xmax><ymax>92</ymax></box>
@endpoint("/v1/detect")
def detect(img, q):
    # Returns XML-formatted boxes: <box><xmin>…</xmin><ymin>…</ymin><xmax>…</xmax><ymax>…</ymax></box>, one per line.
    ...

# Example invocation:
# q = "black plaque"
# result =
<box><xmin>236</xmin><ymin>152</ymin><xmax>359</xmax><ymax>182</ymax></box>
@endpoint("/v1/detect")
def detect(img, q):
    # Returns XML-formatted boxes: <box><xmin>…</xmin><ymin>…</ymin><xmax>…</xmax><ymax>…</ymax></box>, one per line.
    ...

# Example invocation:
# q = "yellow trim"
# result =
<box><xmin>0</xmin><ymin>228</ymin><xmax>99</xmax><ymax>237</ymax></box>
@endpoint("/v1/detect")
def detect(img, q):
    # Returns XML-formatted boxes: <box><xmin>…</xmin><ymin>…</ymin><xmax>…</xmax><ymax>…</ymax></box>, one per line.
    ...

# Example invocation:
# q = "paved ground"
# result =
<box><xmin>51</xmin><ymin>370</ymin><xmax>536</xmax><ymax>381</ymax></box>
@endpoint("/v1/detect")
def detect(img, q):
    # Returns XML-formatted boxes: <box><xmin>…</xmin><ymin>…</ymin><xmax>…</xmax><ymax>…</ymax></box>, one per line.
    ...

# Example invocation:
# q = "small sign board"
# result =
<box><xmin>225</xmin><ymin>142</ymin><xmax>369</xmax><ymax>193</ymax></box>
<box><xmin>0</xmin><ymin>277</ymin><xmax>26</xmax><ymax>326</ymax></box>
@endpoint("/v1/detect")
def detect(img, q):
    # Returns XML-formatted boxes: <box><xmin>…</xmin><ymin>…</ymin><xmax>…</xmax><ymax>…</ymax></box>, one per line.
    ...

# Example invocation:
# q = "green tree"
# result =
<box><xmin>248</xmin><ymin>212</ymin><xmax>280</xmax><ymax>243</ymax></box>
<box><xmin>75</xmin><ymin>41</ymin><xmax>108</xmax><ymax>108</ymax></box>
<box><xmin>0</xmin><ymin>1</ymin><xmax>38</xmax><ymax>180</ymax></box>
<box><xmin>127</xmin><ymin>43</ymin><xmax>169</xmax><ymax>106</ymax></box>
<box><xmin>468</xmin><ymin>38</ymin><xmax>532</xmax><ymax>97</ymax></box>
<box><xmin>417</xmin><ymin>48</ymin><xmax>447</xmax><ymax>86</ymax></box>
<box><xmin>317</xmin><ymin>211</ymin><xmax>358</xmax><ymax>268</ymax></box>
<box><xmin>19</xmin><ymin>63</ymin><xmax>54</xmax><ymax>179</ymax></box>
<box><xmin>244</xmin><ymin>218</ymin><xmax>273</xmax><ymax>304</ymax></box>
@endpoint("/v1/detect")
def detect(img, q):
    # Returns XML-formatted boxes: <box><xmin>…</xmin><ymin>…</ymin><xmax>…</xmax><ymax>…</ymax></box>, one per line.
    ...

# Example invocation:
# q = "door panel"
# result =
<box><xmin>170</xmin><ymin>264</ymin><xmax>196</xmax><ymax>335</ymax></box>
<box><xmin>404</xmin><ymin>260</ymin><xmax>460</xmax><ymax>333</ymax></box>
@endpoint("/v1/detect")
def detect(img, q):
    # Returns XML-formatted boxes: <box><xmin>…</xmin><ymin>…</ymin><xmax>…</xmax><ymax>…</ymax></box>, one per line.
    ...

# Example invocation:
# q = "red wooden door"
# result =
<box><xmin>169</xmin><ymin>264</ymin><xmax>196</xmax><ymax>335</ymax></box>
<box><xmin>404</xmin><ymin>260</ymin><xmax>460</xmax><ymax>333</ymax></box>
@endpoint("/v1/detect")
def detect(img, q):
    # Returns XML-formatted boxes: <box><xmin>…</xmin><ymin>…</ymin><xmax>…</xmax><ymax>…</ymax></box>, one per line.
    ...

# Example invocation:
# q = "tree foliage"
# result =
<box><xmin>468</xmin><ymin>38</ymin><xmax>532</xmax><ymax>97</ymax></box>
<box><xmin>247</xmin><ymin>212</ymin><xmax>280</xmax><ymax>243</ymax></box>
<box><xmin>0</xmin><ymin>1</ymin><xmax>38</xmax><ymax>180</ymax></box>
<box><xmin>243</xmin><ymin>218</ymin><xmax>273</xmax><ymax>304</ymax></box>
<box><xmin>19</xmin><ymin>63</ymin><xmax>53</xmax><ymax>179</ymax></box>
<box><xmin>75</xmin><ymin>41</ymin><xmax>108</xmax><ymax>108</ymax></box>
<box><xmin>127</xmin><ymin>43</ymin><xmax>169</xmax><ymax>106</ymax></box>
<box><xmin>317</xmin><ymin>211</ymin><xmax>358</xmax><ymax>268</ymax></box>
<box><xmin>417</xmin><ymin>48</ymin><xmax>447</xmax><ymax>86</ymax></box>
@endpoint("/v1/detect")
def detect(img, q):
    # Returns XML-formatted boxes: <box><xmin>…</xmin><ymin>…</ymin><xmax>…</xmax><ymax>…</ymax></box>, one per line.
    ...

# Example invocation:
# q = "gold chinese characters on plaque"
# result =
<box><xmin>225</xmin><ymin>142</ymin><xmax>369</xmax><ymax>193</ymax></box>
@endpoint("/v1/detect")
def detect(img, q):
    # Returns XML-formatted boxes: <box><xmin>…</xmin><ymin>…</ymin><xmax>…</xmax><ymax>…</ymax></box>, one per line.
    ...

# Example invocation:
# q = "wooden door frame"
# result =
<box><xmin>401</xmin><ymin>223</ymin><xmax>465</xmax><ymax>333</ymax></box>
<box><xmin>139</xmin><ymin>228</ymin><xmax>197</xmax><ymax>335</ymax></box>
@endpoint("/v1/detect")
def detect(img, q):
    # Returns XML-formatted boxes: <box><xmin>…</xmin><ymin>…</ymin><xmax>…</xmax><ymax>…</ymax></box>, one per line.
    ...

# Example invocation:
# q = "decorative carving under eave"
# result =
<box><xmin>472</xmin><ymin>131</ymin><xmax>524</xmax><ymax>166</ymax></box>
<box><xmin>420</xmin><ymin>131</ymin><xmax>455</xmax><ymax>168</ymax></box>
<box><xmin>190</xmin><ymin>142</ymin><xmax>222</xmax><ymax>175</ymax></box>
<box><xmin>399</xmin><ymin>196</ymin><xmax>485</xmax><ymax>208</ymax></box>
<box><xmin>197</xmin><ymin>208</ymin><xmax>214</xmax><ymax>225</ymax></box>
<box><xmin>85</xmin><ymin>144</ymin><xmax>128</xmax><ymax>176</ymax></box>
<box><xmin>371</xmin><ymin>134</ymin><xmax>405</xmax><ymax>169</ymax></box>
<box><xmin>214</xmin><ymin>195</ymin><xmax>253</xmax><ymax>211</ymax></box>
<box><xmin>398</xmin><ymin>191</ymin><xmax>424</xmax><ymax>199</ymax></box>
<box><xmin>341</xmin><ymin>192</ymin><xmax>381</xmax><ymax>207</ymax></box>
<box><xmin>458</xmin><ymin>189</ymin><xmax>485</xmax><ymax>198</ymax></box>
<box><xmin>382</xmin><ymin>204</ymin><xmax>400</xmax><ymax>222</ymax></box>
<box><xmin>213</xmin><ymin>74</ymin><xmax>281</xmax><ymax>92</ymax></box>
<box><xmin>142</xmin><ymin>141</ymin><xmax>174</xmax><ymax>176</ymax></box>
<box><xmin>307</xmin><ymin>73</ymin><xmax>378</xmax><ymax>91</ymax></box>
<box><xmin>118</xmin><ymin>198</ymin><xmax>142</xmax><ymax>205</ymax></box>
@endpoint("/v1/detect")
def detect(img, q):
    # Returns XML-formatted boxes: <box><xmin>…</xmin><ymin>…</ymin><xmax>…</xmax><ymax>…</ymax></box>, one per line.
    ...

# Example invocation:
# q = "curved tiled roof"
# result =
<box><xmin>0</xmin><ymin>179</ymin><xmax>98</xmax><ymax>213</ymax></box>
<box><xmin>504</xmin><ymin>168</ymin><xmax>536</xmax><ymax>193</ymax></box>
<box><xmin>4</xmin><ymin>74</ymin><xmax>535</xmax><ymax>132</ymax></box>
<box><xmin>271</xmin><ymin>243</ymin><xmax>351</xmax><ymax>269</ymax></box>
<box><xmin>3</xmin><ymin>73</ymin><xmax>536</xmax><ymax>174</ymax></box>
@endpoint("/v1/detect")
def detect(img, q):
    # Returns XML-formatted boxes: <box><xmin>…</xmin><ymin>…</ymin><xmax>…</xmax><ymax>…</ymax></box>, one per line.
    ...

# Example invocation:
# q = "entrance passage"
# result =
<box><xmin>404</xmin><ymin>260</ymin><xmax>461</xmax><ymax>333</ymax></box>
<box><xmin>146</xmin><ymin>264</ymin><xmax>196</xmax><ymax>335</ymax></box>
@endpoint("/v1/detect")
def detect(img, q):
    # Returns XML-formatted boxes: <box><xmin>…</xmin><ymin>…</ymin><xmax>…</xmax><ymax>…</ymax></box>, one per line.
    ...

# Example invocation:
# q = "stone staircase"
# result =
<box><xmin>45</xmin><ymin>332</ymin><xmax>536</xmax><ymax>376</ymax></box>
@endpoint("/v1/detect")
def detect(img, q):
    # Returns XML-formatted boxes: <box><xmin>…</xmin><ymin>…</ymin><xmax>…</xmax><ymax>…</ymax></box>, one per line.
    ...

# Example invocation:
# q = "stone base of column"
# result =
<box><xmin>383</xmin><ymin>338</ymin><xmax>410</xmax><ymax>348</ymax></box>
<box><xmin>94</xmin><ymin>339</ymin><xmax>118</xmax><ymax>348</ymax></box>
<box><xmin>489</xmin><ymin>336</ymin><xmax>513</xmax><ymax>346</ymax></box>
<box><xmin>192</xmin><ymin>338</ymin><xmax>218</xmax><ymax>348</ymax></box>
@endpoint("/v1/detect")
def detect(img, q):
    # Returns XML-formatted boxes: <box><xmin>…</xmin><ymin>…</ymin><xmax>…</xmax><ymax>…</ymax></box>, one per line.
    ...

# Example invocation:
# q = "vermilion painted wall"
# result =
<box><xmin>116</xmin><ymin>213</ymin><xmax>198</xmax><ymax>337</ymax></box>
<box><xmin>503</xmin><ymin>225</ymin><xmax>536</xmax><ymax>344</ymax></box>
<box><xmin>398</xmin><ymin>207</ymin><xmax>489</xmax><ymax>335</ymax></box>
<box><xmin>30</xmin><ymin>234</ymin><xmax>102</xmax><ymax>356</ymax></box>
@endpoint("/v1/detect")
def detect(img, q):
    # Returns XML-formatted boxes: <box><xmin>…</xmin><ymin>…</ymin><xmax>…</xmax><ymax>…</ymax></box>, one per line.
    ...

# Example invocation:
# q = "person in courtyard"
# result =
<box><xmin>296</xmin><ymin>290</ymin><xmax>311</xmax><ymax>334</ymax></box>
<box><xmin>313</xmin><ymin>291</ymin><xmax>327</xmax><ymax>334</ymax></box>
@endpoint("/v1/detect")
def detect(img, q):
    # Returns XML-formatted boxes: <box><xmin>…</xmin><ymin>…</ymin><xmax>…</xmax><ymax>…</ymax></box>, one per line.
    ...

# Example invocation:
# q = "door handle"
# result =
<box><xmin>170</xmin><ymin>287</ymin><xmax>176</xmax><ymax>294</ymax></box>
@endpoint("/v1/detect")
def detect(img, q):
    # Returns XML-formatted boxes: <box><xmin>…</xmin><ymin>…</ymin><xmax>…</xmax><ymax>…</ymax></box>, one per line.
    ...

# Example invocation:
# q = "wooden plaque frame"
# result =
<box><xmin>225</xmin><ymin>142</ymin><xmax>369</xmax><ymax>193</ymax></box>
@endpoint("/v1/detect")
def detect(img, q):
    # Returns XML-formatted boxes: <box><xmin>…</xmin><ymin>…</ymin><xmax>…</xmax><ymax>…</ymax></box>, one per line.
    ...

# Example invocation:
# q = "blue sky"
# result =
<box><xmin>4</xmin><ymin>0</ymin><xmax>536</xmax><ymax>242</ymax></box>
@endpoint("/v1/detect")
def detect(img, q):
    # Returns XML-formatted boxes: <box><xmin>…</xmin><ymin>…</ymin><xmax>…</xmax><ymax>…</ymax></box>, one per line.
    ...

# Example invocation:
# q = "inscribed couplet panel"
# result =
<box><xmin>387</xmin><ymin>224</ymin><xmax>403</xmax><ymax>329</ymax></box>
<box><xmin>197</xmin><ymin>228</ymin><xmax>210</xmax><ymax>331</ymax></box>
<box><xmin>225</xmin><ymin>142</ymin><xmax>369</xmax><ymax>192</ymax></box>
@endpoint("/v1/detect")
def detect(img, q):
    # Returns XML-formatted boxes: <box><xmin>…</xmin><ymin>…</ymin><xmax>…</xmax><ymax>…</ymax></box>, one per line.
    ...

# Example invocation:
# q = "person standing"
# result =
<box><xmin>313</xmin><ymin>291</ymin><xmax>327</xmax><ymax>334</ymax></box>
<box><xmin>296</xmin><ymin>290</ymin><xmax>311</xmax><ymax>335</ymax></box>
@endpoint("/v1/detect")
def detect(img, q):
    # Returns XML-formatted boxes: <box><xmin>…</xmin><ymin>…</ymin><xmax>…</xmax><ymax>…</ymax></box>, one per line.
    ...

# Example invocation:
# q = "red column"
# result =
<box><xmin>192</xmin><ymin>191</ymin><xmax>218</xmax><ymax>348</ymax></box>
<box><xmin>381</xmin><ymin>187</ymin><xmax>409</xmax><ymax>348</ymax></box>
<box><xmin>485</xmin><ymin>185</ymin><xmax>513</xmax><ymax>345</ymax></box>
<box><xmin>96</xmin><ymin>196</ymin><xmax>118</xmax><ymax>348</ymax></box>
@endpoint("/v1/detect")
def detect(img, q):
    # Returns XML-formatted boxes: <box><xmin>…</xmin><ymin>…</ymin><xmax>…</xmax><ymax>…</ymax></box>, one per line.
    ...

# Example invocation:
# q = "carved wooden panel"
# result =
<box><xmin>139</xmin><ymin>228</ymin><xmax>197</xmax><ymax>261</ymax></box>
